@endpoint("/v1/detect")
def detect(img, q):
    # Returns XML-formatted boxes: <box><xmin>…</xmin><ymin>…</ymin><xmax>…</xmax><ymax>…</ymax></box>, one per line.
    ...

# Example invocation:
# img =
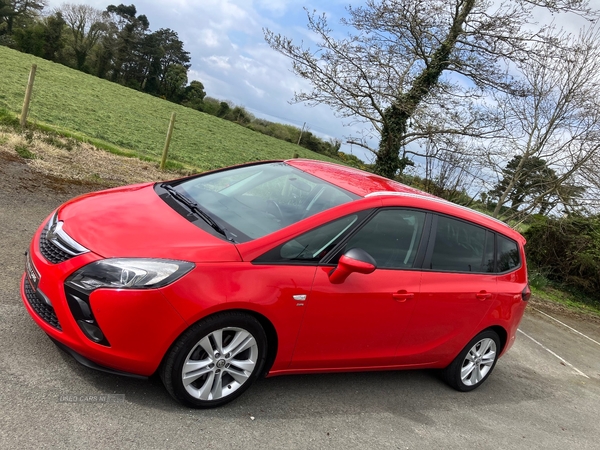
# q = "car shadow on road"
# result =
<box><xmin>52</xmin><ymin>347</ymin><xmax>557</xmax><ymax>421</ymax></box>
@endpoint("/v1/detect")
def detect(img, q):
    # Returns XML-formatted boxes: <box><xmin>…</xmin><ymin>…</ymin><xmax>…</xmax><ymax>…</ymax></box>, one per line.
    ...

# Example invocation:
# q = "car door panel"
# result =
<box><xmin>290</xmin><ymin>208</ymin><xmax>428</xmax><ymax>369</ymax></box>
<box><xmin>290</xmin><ymin>267</ymin><xmax>421</xmax><ymax>369</ymax></box>
<box><xmin>396</xmin><ymin>215</ymin><xmax>498</xmax><ymax>365</ymax></box>
<box><xmin>397</xmin><ymin>272</ymin><xmax>496</xmax><ymax>365</ymax></box>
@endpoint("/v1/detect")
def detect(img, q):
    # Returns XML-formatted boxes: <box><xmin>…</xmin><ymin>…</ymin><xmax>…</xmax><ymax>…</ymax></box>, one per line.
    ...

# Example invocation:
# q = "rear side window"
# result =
<box><xmin>430</xmin><ymin>216</ymin><xmax>487</xmax><ymax>272</ymax></box>
<box><xmin>426</xmin><ymin>215</ymin><xmax>521</xmax><ymax>274</ymax></box>
<box><xmin>497</xmin><ymin>235</ymin><xmax>520</xmax><ymax>272</ymax></box>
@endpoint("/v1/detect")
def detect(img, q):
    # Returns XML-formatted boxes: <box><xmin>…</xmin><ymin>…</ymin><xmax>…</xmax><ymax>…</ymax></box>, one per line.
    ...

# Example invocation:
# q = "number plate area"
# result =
<box><xmin>25</xmin><ymin>252</ymin><xmax>40</xmax><ymax>289</ymax></box>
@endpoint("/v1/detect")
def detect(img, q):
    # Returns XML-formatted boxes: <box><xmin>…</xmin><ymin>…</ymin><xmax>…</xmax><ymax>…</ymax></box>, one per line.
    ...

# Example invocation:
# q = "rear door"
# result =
<box><xmin>397</xmin><ymin>214</ymin><xmax>497</xmax><ymax>365</ymax></box>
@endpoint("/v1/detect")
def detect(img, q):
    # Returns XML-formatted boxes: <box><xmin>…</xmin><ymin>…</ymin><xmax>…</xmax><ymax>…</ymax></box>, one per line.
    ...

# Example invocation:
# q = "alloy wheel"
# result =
<box><xmin>460</xmin><ymin>337</ymin><xmax>497</xmax><ymax>386</ymax></box>
<box><xmin>181</xmin><ymin>327</ymin><xmax>259</xmax><ymax>401</ymax></box>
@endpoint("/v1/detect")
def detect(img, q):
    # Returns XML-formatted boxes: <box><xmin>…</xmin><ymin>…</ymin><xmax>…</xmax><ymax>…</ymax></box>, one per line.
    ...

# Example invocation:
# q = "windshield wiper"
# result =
<box><xmin>162</xmin><ymin>184</ymin><xmax>235</xmax><ymax>242</ymax></box>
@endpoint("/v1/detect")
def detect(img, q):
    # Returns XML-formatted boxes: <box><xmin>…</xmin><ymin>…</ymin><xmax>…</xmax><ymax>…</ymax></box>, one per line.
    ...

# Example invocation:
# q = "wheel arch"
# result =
<box><xmin>485</xmin><ymin>325</ymin><xmax>508</xmax><ymax>354</ymax></box>
<box><xmin>157</xmin><ymin>308</ymin><xmax>279</xmax><ymax>377</ymax></box>
<box><xmin>239</xmin><ymin>309</ymin><xmax>279</xmax><ymax>377</ymax></box>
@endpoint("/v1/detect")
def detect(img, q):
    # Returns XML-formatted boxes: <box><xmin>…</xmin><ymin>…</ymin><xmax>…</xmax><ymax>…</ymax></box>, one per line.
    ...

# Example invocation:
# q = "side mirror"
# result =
<box><xmin>329</xmin><ymin>248</ymin><xmax>376</xmax><ymax>284</ymax></box>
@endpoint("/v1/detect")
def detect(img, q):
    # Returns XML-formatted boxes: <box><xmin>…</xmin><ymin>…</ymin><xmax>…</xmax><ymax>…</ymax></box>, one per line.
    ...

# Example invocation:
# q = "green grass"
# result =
<box><xmin>0</xmin><ymin>46</ymin><xmax>337</xmax><ymax>171</ymax></box>
<box><xmin>531</xmin><ymin>286</ymin><xmax>600</xmax><ymax>317</ymax></box>
<box><xmin>15</xmin><ymin>144</ymin><xmax>35</xmax><ymax>159</ymax></box>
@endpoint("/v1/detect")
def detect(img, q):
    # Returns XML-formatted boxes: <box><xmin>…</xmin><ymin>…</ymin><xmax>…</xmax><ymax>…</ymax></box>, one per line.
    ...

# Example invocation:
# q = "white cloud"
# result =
<box><xmin>244</xmin><ymin>80</ymin><xmax>266</xmax><ymax>98</ymax></box>
<box><xmin>196</xmin><ymin>29</ymin><xmax>222</xmax><ymax>48</ymax></box>
<box><xmin>203</xmin><ymin>55</ymin><xmax>232</xmax><ymax>71</ymax></box>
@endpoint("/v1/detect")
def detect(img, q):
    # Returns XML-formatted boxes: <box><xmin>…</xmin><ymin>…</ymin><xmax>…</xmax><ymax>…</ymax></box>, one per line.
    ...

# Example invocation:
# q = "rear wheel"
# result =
<box><xmin>161</xmin><ymin>312</ymin><xmax>267</xmax><ymax>408</ymax></box>
<box><xmin>442</xmin><ymin>329</ymin><xmax>500</xmax><ymax>392</ymax></box>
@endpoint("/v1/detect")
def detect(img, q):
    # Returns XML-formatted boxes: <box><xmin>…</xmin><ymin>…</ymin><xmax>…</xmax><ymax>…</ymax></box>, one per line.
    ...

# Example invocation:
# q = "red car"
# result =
<box><xmin>21</xmin><ymin>160</ymin><xmax>529</xmax><ymax>408</ymax></box>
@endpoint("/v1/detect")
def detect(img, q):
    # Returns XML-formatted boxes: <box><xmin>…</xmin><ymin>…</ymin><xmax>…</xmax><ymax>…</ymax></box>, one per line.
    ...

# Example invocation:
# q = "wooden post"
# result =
<box><xmin>160</xmin><ymin>112</ymin><xmax>176</xmax><ymax>171</ymax></box>
<box><xmin>297</xmin><ymin>122</ymin><xmax>306</xmax><ymax>145</ymax></box>
<box><xmin>20</xmin><ymin>64</ymin><xmax>37</xmax><ymax>128</ymax></box>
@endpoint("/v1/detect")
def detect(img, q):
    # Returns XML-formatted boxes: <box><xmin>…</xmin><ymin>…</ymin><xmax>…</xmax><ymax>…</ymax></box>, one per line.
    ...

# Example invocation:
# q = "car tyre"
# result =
<box><xmin>442</xmin><ymin>329</ymin><xmax>500</xmax><ymax>392</ymax></box>
<box><xmin>160</xmin><ymin>311</ymin><xmax>267</xmax><ymax>408</ymax></box>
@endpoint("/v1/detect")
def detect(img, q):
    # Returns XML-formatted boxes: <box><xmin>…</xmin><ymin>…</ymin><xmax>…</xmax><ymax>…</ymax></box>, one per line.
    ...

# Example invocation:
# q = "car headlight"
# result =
<box><xmin>66</xmin><ymin>258</ymin><xmax>195</xmax><ymax>292</ymax></box>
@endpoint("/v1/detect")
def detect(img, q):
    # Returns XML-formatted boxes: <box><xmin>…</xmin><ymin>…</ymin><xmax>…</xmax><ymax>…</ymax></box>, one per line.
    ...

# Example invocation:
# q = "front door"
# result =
<box><xmin>291</xmin><ymin>208</ymin><xmax>428</xmax><ymax>369</ymax></box>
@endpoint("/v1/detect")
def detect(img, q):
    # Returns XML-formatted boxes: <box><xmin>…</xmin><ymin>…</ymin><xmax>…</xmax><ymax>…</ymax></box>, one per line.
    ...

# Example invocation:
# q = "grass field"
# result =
<box><xmin>0</xmin><ymin>46</ymin><xmax>337</xmax><ymax>171</ymax></box>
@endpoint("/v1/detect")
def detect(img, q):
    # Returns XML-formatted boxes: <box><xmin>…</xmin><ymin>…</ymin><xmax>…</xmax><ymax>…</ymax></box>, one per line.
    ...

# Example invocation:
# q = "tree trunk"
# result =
<box><xmin>75</xmin><ymin>50</ymin><xmax>87</xmax><ymax>70</ymax></box>
<box><xmin>374</xmin><ymin>105</ymin><xmax>407</xmax><ymax>178</ymax></box>
<box><xmin>374</xmin><ymin>0</ymin><xmax>476</xmax><ymax>179</ymax></box>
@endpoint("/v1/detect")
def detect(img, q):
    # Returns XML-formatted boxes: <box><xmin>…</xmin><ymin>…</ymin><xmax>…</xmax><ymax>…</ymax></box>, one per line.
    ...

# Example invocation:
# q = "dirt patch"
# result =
<box><xmin>0</xmin><ymin>126</ymin><xmax>182</xmax><ymax>188</ymax></box>
<box><xmin>1</xmin><ymin>151</ymin><xmax>103</xmax><ymax>191</ymax></box>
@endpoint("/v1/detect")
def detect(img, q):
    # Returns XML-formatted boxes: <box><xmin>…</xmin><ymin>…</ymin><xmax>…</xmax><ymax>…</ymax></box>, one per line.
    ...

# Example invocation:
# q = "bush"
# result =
<box><xmin>524</xmin><ymin>215</ymin><xmax>600</xmax><ymax>301</ymax></box>
<box><xmin>193</xmin><ymin>98</ymin><xmax>346</xmax><ymax>162</ymax></box>
<box><xmin>528</xmin><ymin>269</ymin><xmax>550</xmax><ymax>290</ymax></box>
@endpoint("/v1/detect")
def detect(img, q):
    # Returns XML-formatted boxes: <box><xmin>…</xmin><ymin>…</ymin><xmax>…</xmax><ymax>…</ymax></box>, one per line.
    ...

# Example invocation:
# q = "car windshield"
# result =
<box><xmin>168</xmin><ymin>162</ymin><xmax>358</xmax><ymax>242</ymax></box>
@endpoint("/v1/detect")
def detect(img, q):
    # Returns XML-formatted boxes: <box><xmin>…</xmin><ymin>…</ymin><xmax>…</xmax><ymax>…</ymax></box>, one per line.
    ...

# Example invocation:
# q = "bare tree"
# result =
<box><xmin>486</xmin><ymin>28</ymin><xmax>600</xmax><ymax>220</ymax></box>
<box><xmin>264</xmin><ymin>0</ymin><xmax>597</xmax><ymax>178</ymax></box>
<box><xmin>414</xmin><ymin>135</ymin><xmax>490</xmax><ymax>204</ymax></box>
<box><xmin>58</xmin><ymin>3</ymin><xmax>106</xmax><ymax>70</ymax></box>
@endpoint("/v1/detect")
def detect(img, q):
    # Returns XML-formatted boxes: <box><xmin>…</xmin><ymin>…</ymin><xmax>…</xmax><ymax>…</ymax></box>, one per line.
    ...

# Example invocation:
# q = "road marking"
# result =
<box><xmin>517</xmin><ymin>329</ymin><xmax>589</xmax><ymax>379</ymax></box>
<box><xmin>532</xmin><ymin>307</ymin><xmax>600</xmax><ymax>348</ymax></box>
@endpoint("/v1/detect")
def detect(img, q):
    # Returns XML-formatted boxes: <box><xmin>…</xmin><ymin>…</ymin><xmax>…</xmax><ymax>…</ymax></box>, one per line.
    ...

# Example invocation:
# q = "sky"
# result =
<box><xmin>44</xmin><ymin>0</ymin><xmax>600</xmax><ymax>164</ymax></box>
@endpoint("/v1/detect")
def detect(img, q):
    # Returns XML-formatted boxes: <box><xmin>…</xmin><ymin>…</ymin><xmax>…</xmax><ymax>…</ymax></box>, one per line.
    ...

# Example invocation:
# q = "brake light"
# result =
<box><xmin>522</xmin><ymin>285</ymin><xmax>531</xmax><ymax>301</ymax></box>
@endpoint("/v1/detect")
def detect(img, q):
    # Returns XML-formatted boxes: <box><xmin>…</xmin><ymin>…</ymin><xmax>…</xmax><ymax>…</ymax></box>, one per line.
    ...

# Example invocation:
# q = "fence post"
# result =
<box><xmin>297</xmin><ymin>122</ymin><xmax>306</xmax><ymax>145</ymax></box>
<box><xmin>160</xmin><ymin>112</ymin><xmax>176</xmax><ymax>170</ymax></box>
<box><xmin>20</xmin><ymin>64</ymin><xmax>37</xmax><ymax>128</ymax></box>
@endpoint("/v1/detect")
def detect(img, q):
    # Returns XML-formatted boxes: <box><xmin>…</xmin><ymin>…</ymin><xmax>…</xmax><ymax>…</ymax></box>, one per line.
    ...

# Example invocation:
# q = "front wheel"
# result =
<box><xmin>442</xmin><ymin>330</ymin><xmax>500</xmax><ymax>392</ymax></box>
<box><xmin>160</xmin><ymin>312</ymin><xmax>267</xmax><ymax>408</ymax></box>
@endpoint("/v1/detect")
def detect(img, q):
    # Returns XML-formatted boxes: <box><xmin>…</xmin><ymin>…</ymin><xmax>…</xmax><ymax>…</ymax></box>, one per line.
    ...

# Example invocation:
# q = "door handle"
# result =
<box><xmin>476</xmin><ymin>291</ymin><xmax>492</xmax><ymax>300</ymax></box>
<box><xmin>392</xmin><ymin>290</ymin><xmax>414</xmax><ymax>302</ymax></box>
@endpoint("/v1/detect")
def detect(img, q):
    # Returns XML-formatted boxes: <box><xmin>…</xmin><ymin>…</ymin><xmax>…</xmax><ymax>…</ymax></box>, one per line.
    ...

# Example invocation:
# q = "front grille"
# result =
<box><xmin>39</xmin><ymin>222</ymin><xmax>73</xmax><ymax>264</ymax></box>
<box><xmin>23</xmin><ymin>277</ymin><xmax>62</xmax><ymax>331</ymax></box>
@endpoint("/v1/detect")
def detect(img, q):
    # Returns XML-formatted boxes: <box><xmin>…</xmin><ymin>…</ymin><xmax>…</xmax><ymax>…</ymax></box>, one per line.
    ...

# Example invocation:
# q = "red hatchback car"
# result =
<box><xmin>21</xmin><ymin>159</ymin><xmax>529</xmax><ymax>407</ymax></box>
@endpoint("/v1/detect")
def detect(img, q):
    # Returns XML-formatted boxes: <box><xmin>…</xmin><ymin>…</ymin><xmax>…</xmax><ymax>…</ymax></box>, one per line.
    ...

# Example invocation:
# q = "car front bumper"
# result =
<box><xmin>20</xmin><ymin>220</ymin><xmax>188</xmax><ymax>377</ymax></box>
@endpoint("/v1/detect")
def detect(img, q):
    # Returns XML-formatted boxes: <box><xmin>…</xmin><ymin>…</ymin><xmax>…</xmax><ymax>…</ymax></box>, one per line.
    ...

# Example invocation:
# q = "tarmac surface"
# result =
<box><xmin>1</xmin><ymin>152</ymin><xmax>599</xmax><ymax>449</ymax></box>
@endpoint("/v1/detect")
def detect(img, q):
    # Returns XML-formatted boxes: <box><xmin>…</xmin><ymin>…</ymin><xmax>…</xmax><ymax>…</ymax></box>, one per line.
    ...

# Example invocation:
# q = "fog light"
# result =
<box><xmin>77</xmin><ymin>320</ymin><xmax>106</xmax><ymax>343</ymax></box>
<box><xmin>65</xmin><ymin>285</ymin><xmax>110</xmax><ymax>346</ymax></box>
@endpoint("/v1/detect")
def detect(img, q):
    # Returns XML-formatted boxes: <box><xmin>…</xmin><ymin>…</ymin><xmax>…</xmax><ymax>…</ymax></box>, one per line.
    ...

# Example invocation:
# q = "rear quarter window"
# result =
<box><xmin>497</xmin><ymin>235</ymin><xmax>520</xmax><ymax>272</ymax></box>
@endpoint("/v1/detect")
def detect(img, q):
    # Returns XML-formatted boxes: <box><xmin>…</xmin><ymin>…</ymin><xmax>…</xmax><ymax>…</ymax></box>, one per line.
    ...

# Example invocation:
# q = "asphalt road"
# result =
<box><xmin>1</xmin><ymin>152</ymin><xmax>599</xmax><ymax>449</ymax></box>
